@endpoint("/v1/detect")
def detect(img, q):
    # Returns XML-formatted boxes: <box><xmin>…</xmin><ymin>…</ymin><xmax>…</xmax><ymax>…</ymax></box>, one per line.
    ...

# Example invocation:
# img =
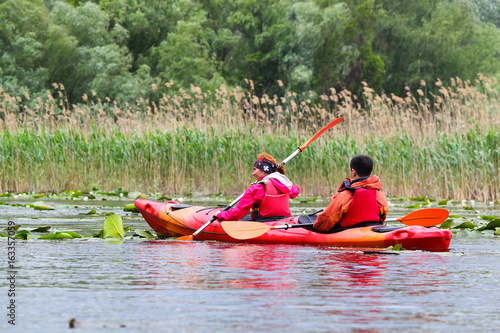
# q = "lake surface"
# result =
<box><xmin>1</xmin><ymin>195</ymin><xmax>499</xmax><ymax>332</ymax></box>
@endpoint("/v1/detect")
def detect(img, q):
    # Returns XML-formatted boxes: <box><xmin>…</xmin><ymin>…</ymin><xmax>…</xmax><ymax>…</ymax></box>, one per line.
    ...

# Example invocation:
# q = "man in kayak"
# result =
<box><xmin>313</xmin><ymin>154</ymin><xmax>388</xmax><ymax>231</ymax></box>
<box><xmin>216</xmin><ymin>153</ymin><xmax>301</xmax><ymax>222</ymax></box>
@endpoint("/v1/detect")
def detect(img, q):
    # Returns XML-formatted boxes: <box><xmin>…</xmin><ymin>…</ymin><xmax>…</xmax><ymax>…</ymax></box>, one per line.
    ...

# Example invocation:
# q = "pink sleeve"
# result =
<box><xmin>288</xmin><ymin>185</ymin><xmax>300</xmax><ymax>199</ymax></box>
<box><xmin>217</xmin><ymin>184</ymin><xmax>265</xmax><ymax>221</ymax></box>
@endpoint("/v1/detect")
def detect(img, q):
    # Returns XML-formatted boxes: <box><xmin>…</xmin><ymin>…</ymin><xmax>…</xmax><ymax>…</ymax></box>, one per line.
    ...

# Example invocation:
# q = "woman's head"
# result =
<box><xmin>253</xmin><ymin>153</ymin><xmax>285</xmax><ymax>179</ymax></box>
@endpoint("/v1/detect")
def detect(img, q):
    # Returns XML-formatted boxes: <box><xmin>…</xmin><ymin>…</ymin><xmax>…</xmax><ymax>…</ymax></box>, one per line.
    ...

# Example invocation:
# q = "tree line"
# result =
<box><xmin>1</xmin><ymin>0</ymin><xmax>499</xmax><ymax>105</ymax></box>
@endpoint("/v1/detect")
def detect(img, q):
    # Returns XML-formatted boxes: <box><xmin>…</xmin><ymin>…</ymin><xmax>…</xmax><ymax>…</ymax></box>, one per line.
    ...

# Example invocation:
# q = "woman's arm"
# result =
<box><xmin>217</xmin><ymin>184</ymin><xmax>265</xmax><ymax>221</ymax></box>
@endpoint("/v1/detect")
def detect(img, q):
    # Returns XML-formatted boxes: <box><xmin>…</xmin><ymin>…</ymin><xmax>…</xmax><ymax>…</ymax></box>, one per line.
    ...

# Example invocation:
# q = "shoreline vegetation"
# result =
<box><xmin>1</xmin><ymin>75</ymin><xmax>499</xmax><ymax>201</ymax></box>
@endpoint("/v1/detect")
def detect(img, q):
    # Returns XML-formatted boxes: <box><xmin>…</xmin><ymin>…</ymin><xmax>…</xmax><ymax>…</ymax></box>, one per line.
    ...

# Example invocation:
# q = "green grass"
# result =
<box><xmin>0</xmin><ymin>126</ymin><xmax>498</xmax><ymax>200</ymax></box>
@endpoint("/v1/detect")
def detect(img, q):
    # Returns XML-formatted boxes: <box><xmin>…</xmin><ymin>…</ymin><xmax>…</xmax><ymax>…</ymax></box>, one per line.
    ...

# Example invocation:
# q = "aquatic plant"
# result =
<box><xmin>0</xmin><ymin>76</ymin><xmax>498</xmax><ymax>200</ymax></box>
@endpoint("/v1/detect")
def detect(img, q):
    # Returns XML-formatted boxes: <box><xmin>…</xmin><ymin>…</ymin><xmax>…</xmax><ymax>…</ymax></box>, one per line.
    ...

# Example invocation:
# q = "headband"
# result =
<box><xmin>254</xmin><ymin>158</ymin><xmax>277</xmax><ymax>174</ymax></box>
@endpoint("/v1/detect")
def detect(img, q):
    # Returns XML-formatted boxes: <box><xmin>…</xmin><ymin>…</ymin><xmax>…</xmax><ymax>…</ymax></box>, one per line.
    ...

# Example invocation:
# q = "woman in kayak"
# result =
<box><xmin>216</xmin><ymin>153</ymin><xmax>301</xmax><ymax>222</ymax></box>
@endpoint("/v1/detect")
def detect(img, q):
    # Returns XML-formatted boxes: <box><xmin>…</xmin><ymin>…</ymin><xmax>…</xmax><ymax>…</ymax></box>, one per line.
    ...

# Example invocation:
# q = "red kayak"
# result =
<box><xmin>135</xmin><ymin>199</ymin><xmax>452</xmax><ymax>250</ymax></box>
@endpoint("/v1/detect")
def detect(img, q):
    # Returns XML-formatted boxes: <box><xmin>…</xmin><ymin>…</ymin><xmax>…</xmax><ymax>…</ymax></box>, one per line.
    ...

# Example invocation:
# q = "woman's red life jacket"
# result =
<box><xmin>252</xmin><ymin>180</ymin><xmax>291</xmax><ymax>219</ymax></box>
<box><xmin>339</xmin><ymin>188</ymin><xmax>381</xmax><ymax>227</ymax></box>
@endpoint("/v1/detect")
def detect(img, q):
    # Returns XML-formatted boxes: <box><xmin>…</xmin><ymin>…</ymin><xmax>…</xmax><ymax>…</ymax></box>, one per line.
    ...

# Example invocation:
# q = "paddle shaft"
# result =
<box><xmin>190</xmin><ymin>193</ymin><xmax>244</xmax><ymax>238</ymax></box>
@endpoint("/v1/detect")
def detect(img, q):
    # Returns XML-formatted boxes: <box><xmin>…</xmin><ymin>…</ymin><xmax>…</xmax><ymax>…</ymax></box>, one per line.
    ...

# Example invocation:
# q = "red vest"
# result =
<box><xmin>339</xmin><ymin>188</ymin><xmax>380</xmax><ymax>227</ymax></box>
<box><xmin>253</xmin><ymin>180</ymin><xmax>291</xmax><ymax>218</ymax></box>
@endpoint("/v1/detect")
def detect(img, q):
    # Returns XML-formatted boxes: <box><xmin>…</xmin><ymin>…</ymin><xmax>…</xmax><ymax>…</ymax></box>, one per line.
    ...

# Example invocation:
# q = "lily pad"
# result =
<box><xmin>71</xmin><ymin>191</ymin><xmax>83</xmax><ymax>198</ymax></box>
<box><xmin>33</xmin><ymin>201</ymin><xmax>54</xmax><ymax>210</ymax></box>
<box><xmin>101</xmin><ymin>214</ymin><xmax>124</xmax><ymax>239</ymax></box>
<box><xmin>439</xmin><ymin>219</ymin><xmax>453</xmax><ymax>229</ymax></box>
<box><xmin>86</xmin><ymin>209</ymin><xmax>97</xmax><ymax>215</ymax></box>
<box><xmin>477</xmin><ymin>219</ymin><xmax>500</xmax><ymax>231</ymax></box>
<box><xmin>56</xmin><ymin>231</ymin><xmax>83</xmax><ymax>238</ymax></box>
<box><xmin>32</xmin><ymin>194</ymin><xmax>46</xmax><ymax>199</ymax></box>
<box><xmin>409</xmin><ymin>196</ymin><xmax>426</xmax><ymax>201</ymax></box>
<box><xmin>124</xmin><ymin>204</ymin><xmax>139</xmax><ymax>212</ymax></box>
<box><xmin>449</xmin><ymin>215</ymin><xmax>462</xmax><ymax>218</ymax></box>
<box><xmin>480</xmin><ymin>216</ymin><xmax>499</xmax><ymax>221</ymax></box>
<box><xmin>387</xmin><ymin>243</ymin><xmax>403</xmax><ymax>251</ymax></box>
<box><xmin>31</xmin><ymin>226</ymin><xmax>51</xmax><ymax>232</ymax></box>
<box><xmin>39</xmin><ymin>233</ymin><xmax>73</xmax><ymax>239</ymax></box>
<box><xmin>405</xmin><ymin>203</ymin><xmax>421</xmax><ymax>209</ymax></box>
<box><xmin>463</xmin><ymin>206</ymin><xmax>474</xmax><ymax>211</ymax></box>
<box><xmin>4</xmin><ymin>224</ymin><xmax>21</xmax><ymax>231</ymax></box>
<box><xmin>438</xmin><ymin>199</ymin><xmax>449</xmax><ymax>205</ymax></box>
<box><xmin>15</xmin><ymin>231</ymin><xmax>29</xmax><ymax>240</ymax></box>
<box><xmin>452</xmin><ymin>221</ymin><xmax>476</xmax><ymax>229</ymax></box>
<box><xmin>0</xmin><ymin>193</ymin><xmax>13</xmax><ymax>197</ymax></box>
<box><xmin>495</xmin><ymin>228</ymin><xmax>500</xmax><ymax>236</ymax></box>
<box><xmin>133</xmin><ymin>230</ymin><xmax>155</xmax><ymax>239</ymax></box>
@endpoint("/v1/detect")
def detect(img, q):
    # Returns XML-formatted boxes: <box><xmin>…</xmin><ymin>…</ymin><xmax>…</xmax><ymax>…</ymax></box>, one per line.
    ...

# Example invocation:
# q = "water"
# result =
<box><xmin>1</xmin><ymin>196</ymin><xmax>499</xmax><ymax>332</ymax></box>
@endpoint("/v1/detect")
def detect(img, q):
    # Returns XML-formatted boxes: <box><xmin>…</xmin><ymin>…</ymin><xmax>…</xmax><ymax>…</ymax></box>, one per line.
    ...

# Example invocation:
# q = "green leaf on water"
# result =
<box><xmin>3</xmin><ymin>224</ymin><xmax>21</xmax><ymax>231</ymax></box>
<box><xmin>102</xmin><ymin>214</ymin><xmax>124</xmax><ymax>239</ymax></box>
<box><xmin>0</xmin><ymin>193</ymin><xmax>13</xmax><ymax>197</ymax></box>
<box><xmin>158</xmin><ymin>196</ymin><xmax>172</xmax><ymax>201</ymax></box>
<box><xmin>31</xmin><ymin>226</ymin><xmax>51</xmax><ymax>232</ymax></box>
<box><xmin>495</xmin><ymin>228</ymin><xmax>500</xmax><ymax>236</ymax></box>
<box><xmin>387</xmin><ymin>243</ymin><xmax>403</xmax><ymax>251</ymax></box>
<box><xmin>87</xmin><ymin>209</ymin><xmax>97</xmax><ymax>215</ymax></box>
<box><xmin>15</xmin><ymin>232</ymin><xmax>29</xmax><ymax>240</ymax></box>
<box><xmin>405</xmin><ymin>203</ymin><xmax>421</xmax><ymax>209</ymax></box>
<box><xmin>409</xmin><ymin>196</ymin><xmax>426</xmax><ymax>201</ymax></box>
<box><xmin>438</xmin><ymin>199</ymin><xmax>449</xmax><ymax>205</ymax></box>
<box><xmin>56</xmin><ymin>231</ymin><xmax>83</xmax><ymax>238</ymax></box>
<box><xmin>87</xmin><ymin>194</ymin><xmax>96</xmax><ymax>199</ymax></box>
<box><xmin>452</xmin><ymin>221</ymin><xmax>476</xmax><ymax>229</ymax></box>
<box><xmin>92</xmin><ymin>230</ymin><xmax>103</xmax><ymax>238</ymax></box>
<box><xmin>32</xmin><ymin>194</ymin><xmax>46</xmax><ymax>199</ymax></box>
<box><xmin>0</xmin><ymin>233</ymin><xmax>8</xmax><ymax>237</ymax></box>
<box><xmin>124</xmin><ymin>204</ymin><xmax>139</xmax><ymax>212</ymax></box>
<box><xmin>38</xmin><ymin>233</ymin><xmax>73</xmax><ymax>239</ymax></box>
<box><xmin>133</xmin><ymin>230</ymin><xmax>155</xmax><ymax>239</ymax></box>
<box><xmin>449</xmin><ymin>215</ymin><xmax>462</xmax><ymax>218</ymax></box>
<box><xmin>439</xmin><ymin>219</ymin><xmax>453</xmax><ymax>229</ymax></box>
<box><xmin>480</xmin><ymin>216</ymin><xmax>499</xmax><ymax>221</ymax></box>
<box><xmin>477</xmin><ymin>219</ymin><xmax>500</xmax><ymax>231</ymax></box>
<box><xmin>463</xmin><ymin>206</ymin><xmax>474</xmax><ymax>211</ymax></box>
<box><xmin>422</xmin><ymin>199</ymin><xmax>432</xmax><ymax>206</ymax></box>
<box><xmin>33</xmin><ymin>201</ymin><xmax>54</xmax><ymax>210</ymax></box>
<box><xmin>71</xmin><ymin>191</ymin><xmax>83</xmax><ymax>198</ymax></box>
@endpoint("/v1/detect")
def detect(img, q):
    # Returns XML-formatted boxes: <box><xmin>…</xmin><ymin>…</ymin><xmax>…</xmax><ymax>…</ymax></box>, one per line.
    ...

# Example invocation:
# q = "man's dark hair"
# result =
<box><xmin>350</xmin><ymin>155</ymin><xmax>373</xmax><ymax>177</ymax></box>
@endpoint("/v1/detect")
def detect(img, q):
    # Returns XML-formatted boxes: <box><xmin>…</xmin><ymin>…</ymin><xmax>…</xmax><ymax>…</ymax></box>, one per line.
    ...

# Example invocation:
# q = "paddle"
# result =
<box><xmin>221</xmin><ymin>208</ymin><xmax>449</xmax><ymax>240</ymax></box>
<box><xmin>175</xmin><ymin>117</ymin><xmax>344</xmax><ymax>241</ymax></box>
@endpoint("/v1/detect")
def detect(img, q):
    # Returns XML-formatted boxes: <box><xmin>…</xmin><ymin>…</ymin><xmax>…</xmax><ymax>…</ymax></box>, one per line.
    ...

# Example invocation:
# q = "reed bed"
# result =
<box><xmin>0</xmin><ymin>75</ymin><xmax>498</xmax><ymax>200</ymax></box>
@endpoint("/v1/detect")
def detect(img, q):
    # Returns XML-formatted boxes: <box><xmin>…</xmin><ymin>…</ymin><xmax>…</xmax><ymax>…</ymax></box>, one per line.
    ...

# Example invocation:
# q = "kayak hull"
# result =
<box><xmin>135</xmin><ymin>199</ymin><xmax>452</xmax><ymax>250</ymax></box>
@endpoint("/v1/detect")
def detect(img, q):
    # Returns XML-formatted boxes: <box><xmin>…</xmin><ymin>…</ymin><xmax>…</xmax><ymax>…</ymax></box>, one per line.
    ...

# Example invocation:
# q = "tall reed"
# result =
<box><xmin>0</xmin><ymin>76</ymin><xmax>498</xmax><ymax>200</ymax></box>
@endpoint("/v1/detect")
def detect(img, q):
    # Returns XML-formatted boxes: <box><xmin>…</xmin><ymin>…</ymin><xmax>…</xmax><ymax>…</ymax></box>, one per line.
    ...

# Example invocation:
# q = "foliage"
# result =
<box><xmin>1</xmin><ymin>0</ymin><xmax>499</xmax><ymax>103</ymax></box>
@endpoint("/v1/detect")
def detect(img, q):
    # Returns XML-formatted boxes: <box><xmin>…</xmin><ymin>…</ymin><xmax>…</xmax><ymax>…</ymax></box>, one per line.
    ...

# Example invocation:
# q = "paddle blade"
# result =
<box><xmin>398</xmin><ymin>208</ymin><xmax>449</xmax><ymax>227</ymax></box>
<box><xmin>175</xmin><ymin>235</ymin><xmax>194</xmax><ymax>241</ymax></box>
<box><xmin>300</xmin><ymin>117</ymin><xmax>343</xmax><ymax>150</ymax></box>
<box><xmin>221</xmin><ymin>221</ymin><xmax>272</xmax><ymax>240</ymax></box>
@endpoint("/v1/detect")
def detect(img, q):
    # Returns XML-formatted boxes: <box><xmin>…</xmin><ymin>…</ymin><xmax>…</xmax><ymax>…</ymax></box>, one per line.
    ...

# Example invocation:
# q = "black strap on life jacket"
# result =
<box><xmin>340</xmin><ymin>176</ymin><xmax>370</xmax><ymax>192</ymax></box>
<box><xmin>251</xmin><ymin>180</ymin><xmax>267</xmax><ymax>220</ymax></box>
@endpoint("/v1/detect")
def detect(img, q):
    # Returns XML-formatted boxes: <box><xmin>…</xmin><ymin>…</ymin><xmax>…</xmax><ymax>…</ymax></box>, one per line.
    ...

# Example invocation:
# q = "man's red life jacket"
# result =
<box><xmin>339</xmin><ymin>188</ymin><xmax>380</xmax><ymax>227</ymax></box>
<box><xmin>252</xmin><ymin>180</ymin><xmax>291</xmax><ymax>219</ymax></box>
